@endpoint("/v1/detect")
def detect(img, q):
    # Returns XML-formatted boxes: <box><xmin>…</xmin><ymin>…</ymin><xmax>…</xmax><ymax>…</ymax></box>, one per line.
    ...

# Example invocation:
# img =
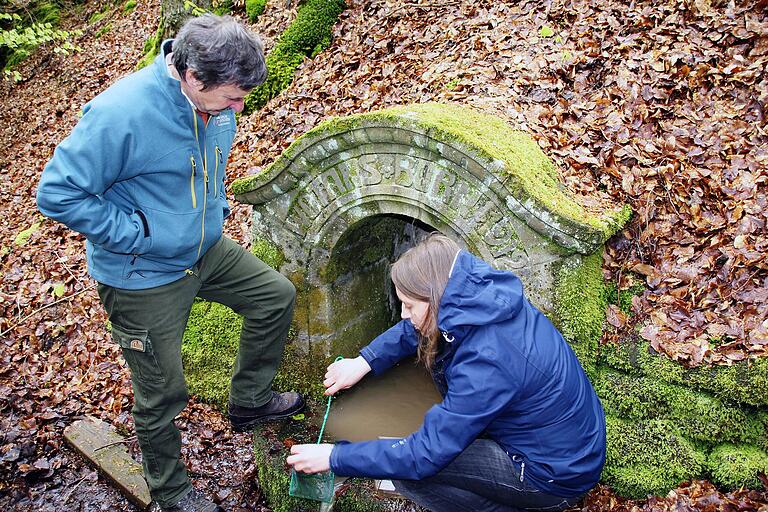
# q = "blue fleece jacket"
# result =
<box><xmin>330</xmin><ymin>251</ymin><xmax>606</xmax><ymax>499</ymax></box>
<box><xmin>36</xmin><ymin>40</ymin><xmax>235</xmax><ymax>289</ymax></box>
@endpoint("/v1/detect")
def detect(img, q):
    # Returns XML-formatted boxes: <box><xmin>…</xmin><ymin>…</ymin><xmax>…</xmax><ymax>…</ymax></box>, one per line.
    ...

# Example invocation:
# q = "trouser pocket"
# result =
<box><xmin>110</xmin><ymin>323</ymin><xmax>166</xmax><ymax>384</ymax></box>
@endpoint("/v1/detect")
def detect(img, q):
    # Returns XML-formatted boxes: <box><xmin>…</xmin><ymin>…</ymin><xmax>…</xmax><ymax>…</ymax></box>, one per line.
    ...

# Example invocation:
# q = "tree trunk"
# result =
<box><xmin>159</xmin><ymin>0</ymin><xmax>213</xmax><ymax>40</ymax></box>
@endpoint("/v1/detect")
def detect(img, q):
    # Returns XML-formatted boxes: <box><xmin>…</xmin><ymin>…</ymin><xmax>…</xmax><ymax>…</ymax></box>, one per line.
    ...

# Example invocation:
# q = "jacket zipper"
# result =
<box><xmin>189</xmin><ymin>156</ymin><xmax>197</xmax><ymax>209</ymax></box>
<box><xmin>192</xmin><ymin>111</ymin><xmax>210</xmax><ymax>260</ymax></box>
<box><xmin>214</xmin><ymin>146</ymin><xmax>222</xmax><ymax>196</ymax></box>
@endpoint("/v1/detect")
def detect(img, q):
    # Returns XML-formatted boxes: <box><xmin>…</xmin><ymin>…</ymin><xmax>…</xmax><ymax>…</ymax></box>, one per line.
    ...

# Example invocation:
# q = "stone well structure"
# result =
<box><xmin>232</xmin><ymin>103</ymin><xmax>629</xmax><ymax>361</ymax></box>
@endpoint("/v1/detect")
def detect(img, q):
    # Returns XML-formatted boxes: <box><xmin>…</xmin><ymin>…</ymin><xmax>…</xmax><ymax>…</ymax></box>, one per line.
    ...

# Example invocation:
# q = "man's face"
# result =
<box><xmin>182</xmin><ymin>70</ymin><xmax>250</xmax><ymax>114</ymax></box>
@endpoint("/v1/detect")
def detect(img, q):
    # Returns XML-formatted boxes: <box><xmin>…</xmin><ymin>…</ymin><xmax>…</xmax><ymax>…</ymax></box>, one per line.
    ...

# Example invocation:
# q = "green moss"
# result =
<box><xmin>604</xmin><ymin>416</ymin><xmax>706</xmax><ymax>498</ymax></box>
<box><xmin>234</xmin><ymin>104</ymin><xmax>631</xmax><ymax>247</ymax></box>
<box><xmin>88</xmin><ymin>7</ymin><xmax>109</xmax><ymax>25</ymax></box>
<box><xmin>245</xmin><ymin>0</ymin><xmax>267</xmax><ymax>21</ymax></box>
<box><xmin>32</xmin><ymin>1</ymin><xmax>61</xmax><ymax>25</ymax></box>
<box><xmin>182</xmin><ymin>300</ymin><xmax>242</xmax><ymax>409</ymax></box>
<box><xmin>95</xmin><ymin>22</ymin><xmax>112</xmax><ymax>38</ymax></box>
<box><xmin>706</xmin><ymin>444</ymin><xmax>768</xmax><ymax>490</ymax></box>
<box><xmin>251</xmin><ymin>236</ymin><xmax>286</xmax><ymax>270</ymax></box>
<box><xmin>123</xmin><ymin>0</ymin><xmax>137</xmax><ymax>13</ymax></box>
<box><xmin>605</xmin><ymin>277</ymin><xmax>645</xmax><ymax>316</ymax></box>
<box><xmin>553</xmin><ymin>252</ymin><xmax>605</xmax><ymax>377</ymax></box>
<box><xmin>136</xmin><ymin>22</ymin><xmax>162</xmax><ymax>70</ymax></box>
<box><xmin>251</xmin><ymin>415</ymin><xmax>389</xmax><ymax>512</ymax></box>
<box><xmin>599</xmin><ymin>336</ymin><xmax>768</xmax><ymax>407</ymax></box>
<box><xmin>595</xmin><ymin>368</ymin><xmax>766</xmax><ymax>446</ymax></box>
<box><xmin>244</xmin><ymin>0</ymin><xmax>345</xmax><ymax>113</ymax></box>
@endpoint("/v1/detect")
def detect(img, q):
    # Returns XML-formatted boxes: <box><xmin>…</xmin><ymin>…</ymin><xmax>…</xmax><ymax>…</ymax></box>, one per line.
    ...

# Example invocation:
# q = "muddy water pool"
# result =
<box><xmin>322</xmin><ymin>358</ymin><xmax>442</xmax><ymax>442</ymax></box>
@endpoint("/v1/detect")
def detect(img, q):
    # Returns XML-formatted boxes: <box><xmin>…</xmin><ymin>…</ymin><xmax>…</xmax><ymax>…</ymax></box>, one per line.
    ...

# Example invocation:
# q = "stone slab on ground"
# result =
<box><xmin>63</xmin><ymin>417</ymin><xmax>151</xmax><ymax>510</ymax></box>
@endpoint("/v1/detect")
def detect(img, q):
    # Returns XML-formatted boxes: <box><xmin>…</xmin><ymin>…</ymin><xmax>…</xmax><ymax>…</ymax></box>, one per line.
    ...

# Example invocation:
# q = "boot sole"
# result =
<box><xmin>229</xmin><ymin>399</ymin><xmax>306</xmax><ymax>432</ymax></box>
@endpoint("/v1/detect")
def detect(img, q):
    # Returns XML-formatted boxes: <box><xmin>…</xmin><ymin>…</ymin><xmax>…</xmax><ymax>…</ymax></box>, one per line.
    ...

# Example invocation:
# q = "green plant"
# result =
<box><xmin>1</xmin><ymin>12</ymin><xmax>82</xmax><ymax>76</ymax></box>
<box><xmin>244</xmin><ymin>0</ymin><xmax>345</xmax><ymax>113</ymax></box>
<box><xmin>124</xmin><ymin>0</ymin><xmax>137</xmax><ymax>12</ymax></box>
<box><xmin>245</xmin><ymin>0</ymin><xmax>267</xmax><ymax>22</ymax></box>
<box><xmin>706</xmin><ymin>444</ymin><xmax>768</xmax><ymax>490</ymax></box>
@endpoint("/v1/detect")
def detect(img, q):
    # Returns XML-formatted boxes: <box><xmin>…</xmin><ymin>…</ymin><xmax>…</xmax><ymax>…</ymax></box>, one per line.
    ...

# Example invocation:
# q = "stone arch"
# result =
<box><xmin>233</xmin><ymin>103</ymin><xmax>629</xmax><ymax>358</ymax></box>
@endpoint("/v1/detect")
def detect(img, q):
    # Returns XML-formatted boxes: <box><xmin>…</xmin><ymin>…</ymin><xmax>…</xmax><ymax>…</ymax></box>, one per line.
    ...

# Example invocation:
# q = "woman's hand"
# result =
<box><xmin>324</xmin><ymin>356</ymin><xmax>372</xmax><ymax>395</ymax></box>
<box><xmin>287</xmin><ymin>443</ymin><xmax>334</xmax><ymax>474</ymax></box>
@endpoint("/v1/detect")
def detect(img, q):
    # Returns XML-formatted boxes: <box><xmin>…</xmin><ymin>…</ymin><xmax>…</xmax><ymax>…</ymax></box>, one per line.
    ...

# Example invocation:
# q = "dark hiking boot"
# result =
<box><xmin>228</xmin><ymin>391</ymin><xmax>305</xmax><ymax>432</ymax></box>
<box><xmin>159</xmin><ymin>489</ymin><xmax>222</xmax><ymax>512</ymax></box>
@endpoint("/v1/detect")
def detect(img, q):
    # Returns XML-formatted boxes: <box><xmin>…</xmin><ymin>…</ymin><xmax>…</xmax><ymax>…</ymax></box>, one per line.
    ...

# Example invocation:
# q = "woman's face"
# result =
<box><xmin>396</xmin><ymin>287</ymin><xmax>430</xmax><ymax>332</ymax></box>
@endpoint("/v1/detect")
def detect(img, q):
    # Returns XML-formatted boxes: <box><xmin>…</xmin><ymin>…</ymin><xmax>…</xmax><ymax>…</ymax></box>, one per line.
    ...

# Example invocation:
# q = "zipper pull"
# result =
<box><xmin>216</xmin><ymin>146</ymin><xmax>223</xmax><ymax>163</ymax></box>
<box><xmin>520</xmin><ymin>461</ymin><xmax>525</xmax><ymax>482</ymax></box>
<box><xmin>190</xmin><ymin>156</ymin><xmax>196</xmax><ymax>176</ymax></box>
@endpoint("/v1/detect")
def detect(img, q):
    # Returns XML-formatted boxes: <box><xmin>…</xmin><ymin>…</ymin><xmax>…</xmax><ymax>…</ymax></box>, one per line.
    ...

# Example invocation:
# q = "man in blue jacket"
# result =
<box><xmin>37</xmin><ymin>14</ymin><xmax>304</xmax><ymax>512</ymax></box>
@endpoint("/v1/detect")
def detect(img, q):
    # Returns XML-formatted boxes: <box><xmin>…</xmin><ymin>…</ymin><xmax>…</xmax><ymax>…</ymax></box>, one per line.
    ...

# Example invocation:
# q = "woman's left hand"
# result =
<box><xmin>286</xmin><ymin>443</ymin><xmax>334</xmax><ymax>474</ymax></box>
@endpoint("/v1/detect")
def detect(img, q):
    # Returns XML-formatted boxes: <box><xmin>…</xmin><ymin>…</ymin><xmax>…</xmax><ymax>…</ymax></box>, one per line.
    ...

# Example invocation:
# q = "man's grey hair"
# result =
<box><xmin>173</xmin><ymin>14</ymin><xmax>266</xmax><ymax>91</ymax></box>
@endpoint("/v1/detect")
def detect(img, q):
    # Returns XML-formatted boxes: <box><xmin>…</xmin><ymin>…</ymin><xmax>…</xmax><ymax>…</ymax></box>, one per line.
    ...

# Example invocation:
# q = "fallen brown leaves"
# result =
<box><xmin>1</xmin><ymin>0</ymin><xmax>767</xmax><ymax>510</ymax></box>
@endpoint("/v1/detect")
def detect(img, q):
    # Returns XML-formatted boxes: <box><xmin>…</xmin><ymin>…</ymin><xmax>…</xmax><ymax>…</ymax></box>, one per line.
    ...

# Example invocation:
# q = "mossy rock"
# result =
<box><xmin>552</xmin><ymin>252</ymin><xmax>605</xmax><ymax>378</ymax></box>
<box><xmin>706</xmin><ymin>443</ymin><xmax>768</xmax><ymax>490</ymax></box>
<box><xmin>245</xmin><ymin>0</ymin><xmax>266</xmax><ymax>22</ymax></box>
<box><xmin>595</xmin><ymin>367</ymin><xmax>767</xmax><ymax>446</ymax></box>
<box><xmin>599</xmin><ymin>336</ymin><xmax>768</xmax><ymax>407</ymax></box>
<box><xmin>182</xmin><ymin>300</ymin><xmax>240</xmax><ymax>410</ymax></box>
<box><xmin>244</xmin><ymin>0</ymin><xmax>345</xmax><ymax>112</ymax></box>
<box><xmin>604</xmin><ymin>417</ymin><xmax>707</xmax><ymax>498</ymax></box>
<box><xmin>232</xmin><ymin>103</ymin><xmax>631</xmax><ymax>253</ymax></box>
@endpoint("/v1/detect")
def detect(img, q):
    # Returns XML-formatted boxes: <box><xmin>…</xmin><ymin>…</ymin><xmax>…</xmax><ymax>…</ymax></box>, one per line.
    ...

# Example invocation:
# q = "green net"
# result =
<box><xmin>288</xmin><ymin>356</ymin><xmax>342</xmax><ymax>503</ymax></box>
<box><xmin>289</xmin><ymin>468</ymin><xmax>335</xmax><ymax>503</ymax></box>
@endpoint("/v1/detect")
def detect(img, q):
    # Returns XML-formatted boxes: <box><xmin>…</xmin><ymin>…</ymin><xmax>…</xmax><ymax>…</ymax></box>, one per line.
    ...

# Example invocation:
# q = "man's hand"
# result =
<box><xmin>323</xmin><ymin>356</ymin><xmax>371</xmax><ymax>395</ymax></box>
<box><xmin>287</xmin><ymin>443</ymin><xmax>334</xmax><ymax>473</ymax></box>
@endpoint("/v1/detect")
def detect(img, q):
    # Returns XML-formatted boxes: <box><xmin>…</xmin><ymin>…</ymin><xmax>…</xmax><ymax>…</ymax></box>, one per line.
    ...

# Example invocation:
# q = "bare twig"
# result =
<box><xmin>94</xmin><ymin>436</ymin><xmax>137</xmax><ymax>452</ymax></box>
<box><xmin>388</xmin><ymin>1</ymin><xmax>460</xmax><ymax>18</ymax></box>
<box><xmin>54</xmin><ymin>250</ymin><xmax>85</xmax><ymax>288</ymax></box>
<box><xmin>0</xmin><ymin>284</ymin><xmax>96</xmax><ymax>338</ymax></box>
<box><xmin>63</xmin><ymin>474</ymin><xmax>88</xmax><ymax>503</ymax></box>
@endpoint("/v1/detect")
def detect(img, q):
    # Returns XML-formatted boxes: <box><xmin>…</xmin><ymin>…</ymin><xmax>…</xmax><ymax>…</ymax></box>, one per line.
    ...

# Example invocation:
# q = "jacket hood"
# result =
<box><xmin>437</xmin><ymin>251</ymin><xmax>524</xmax><ymax>334</ymax></box>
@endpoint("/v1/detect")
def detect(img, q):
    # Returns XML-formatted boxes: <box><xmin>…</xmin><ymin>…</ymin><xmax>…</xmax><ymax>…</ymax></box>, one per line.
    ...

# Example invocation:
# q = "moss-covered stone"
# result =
<box><xmin>244</xmin><ymin>0</ymin><xmax>345</xmax><ymax>113</ymax></box>
<box><xmin>552</xmin><ymin>252</ymin><xmax>605</xmax><ymax>377</ymax></box>
<box><xmin>182</xmin><ymin>300</ymin><xmax>241</xmax><ymax>410</ymax></box>
<box><xmin>233</xmin><ymin>103</ymin><xmax>631</xmax><ymax>251</ymax></box>
<box><xmin>251</xmin><ymin>236</ymin><xmax>286</xmax><ymax>270</ymax></box>
<box><xmin>595</xmin><ymin>368</ymin><xmax>766</xmax><ymax>446</ymax></box>
<box><xmin>599</xmin><ymin>336</ymin><xmax>768</xmax><ymax>407</ymax></box>
<box><xmin>245</xmin><ymin>0</ymin><xmax>266</xmax><ymax>22</ymax></box>
<box><xmin>706</xmin><ymin>444</ymin><xmax>768</xmax><ymax>490</ymax></box>
<box><xmin>604</xmin><ymin>416</ymin><xmax>707</xmax><ymax>499</ymax></box>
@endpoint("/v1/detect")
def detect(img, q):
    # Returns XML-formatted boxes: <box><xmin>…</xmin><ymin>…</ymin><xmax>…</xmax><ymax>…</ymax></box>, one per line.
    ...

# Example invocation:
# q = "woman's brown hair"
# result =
<box><xmin>391</xmin><ymin>233</ymin><xmax>460</xmax><ymax>369</ymax></box>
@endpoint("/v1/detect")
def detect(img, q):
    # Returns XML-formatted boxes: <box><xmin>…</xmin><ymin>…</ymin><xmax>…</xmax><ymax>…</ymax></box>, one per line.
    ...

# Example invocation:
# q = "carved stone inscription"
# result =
<box><xmin>284</xmin><ymin>150</ymin><xmax>528</xmax><ymax>266</ymax></box>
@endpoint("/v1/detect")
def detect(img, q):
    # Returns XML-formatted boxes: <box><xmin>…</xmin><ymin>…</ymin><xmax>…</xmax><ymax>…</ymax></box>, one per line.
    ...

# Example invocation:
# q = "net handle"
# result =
<box><xmin>316</xmin><ymin>356</ymin><xmax>344</xmax><ymax>444</ymax></box>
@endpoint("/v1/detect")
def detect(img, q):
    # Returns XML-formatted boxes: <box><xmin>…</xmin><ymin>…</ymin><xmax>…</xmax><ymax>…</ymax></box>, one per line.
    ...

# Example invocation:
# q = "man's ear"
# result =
<box><xmin>184</xmin><ymin>69</ymin><xmax>202</xmax><ymax>89</ymax></box>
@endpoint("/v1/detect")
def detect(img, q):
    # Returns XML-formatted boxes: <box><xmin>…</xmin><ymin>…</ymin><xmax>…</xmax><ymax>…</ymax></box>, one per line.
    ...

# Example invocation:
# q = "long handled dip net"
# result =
<box><xmin>288</xmin><ymin>357</ymin><xmax>343</xmax><ymax>503</ymax></box>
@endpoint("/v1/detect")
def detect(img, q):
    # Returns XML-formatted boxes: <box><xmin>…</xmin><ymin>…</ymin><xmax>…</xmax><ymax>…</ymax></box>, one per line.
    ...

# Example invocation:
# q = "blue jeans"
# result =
<box><xmin>393</xmin><ymin>439</ymin><xmax>583</xmax><ymax>512</ymax></box>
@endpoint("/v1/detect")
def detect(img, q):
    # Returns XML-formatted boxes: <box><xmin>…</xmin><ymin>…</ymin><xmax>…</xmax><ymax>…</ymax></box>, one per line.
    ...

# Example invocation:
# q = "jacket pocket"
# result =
<box><xmin>110</xmin><ymin>323</ymin><xmax>166</xmax><ymax>384</ymax></box>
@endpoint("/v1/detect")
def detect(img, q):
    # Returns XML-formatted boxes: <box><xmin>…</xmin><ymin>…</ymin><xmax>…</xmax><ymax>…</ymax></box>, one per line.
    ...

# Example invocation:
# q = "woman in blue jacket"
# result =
<box><xmin>287</xmin><ymin>234</ymin><xmax>606</xmax><ymax>512</ymax></box>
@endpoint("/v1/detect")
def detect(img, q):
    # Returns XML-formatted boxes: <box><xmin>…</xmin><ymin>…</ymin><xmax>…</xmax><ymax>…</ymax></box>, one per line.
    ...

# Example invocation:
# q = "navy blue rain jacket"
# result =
<box><xmin>330</xmin><ymin>251</ymin><xmax>606</xmax><ymax>499</ymax></box>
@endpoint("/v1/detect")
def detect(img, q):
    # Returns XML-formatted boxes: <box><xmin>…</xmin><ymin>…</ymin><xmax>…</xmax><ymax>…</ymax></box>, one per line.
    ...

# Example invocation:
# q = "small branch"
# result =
<box><xmin>389</xmin><ymin>1</ymin><xmax>460</xmax><ymax>17</ymax></box>
<box><xmin>63</xmin><ymin>474</ymin><xmax>88</xmax><ymax>503</ymax></box>
<box><xmin>0</xmin><ymin>284</ymin><xmax>95</xmax><ymax>338</ymax></box>
<box><xmin>54</xmin><ymin>250</ymin><xmax>85</xmax><ymax>288</ymax></box>
<box><xmin>94</xmin><ymin>436</ymin><xmax>137</xmax><ymax>452</ymax></box>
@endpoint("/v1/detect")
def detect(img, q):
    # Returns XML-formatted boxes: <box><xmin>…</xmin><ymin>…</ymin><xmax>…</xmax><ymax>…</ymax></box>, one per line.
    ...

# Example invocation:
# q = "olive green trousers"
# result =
<box><xmin>98</xmin><ymin>236</ymin><xmax>296</xmax><ymax>507</ymax></box>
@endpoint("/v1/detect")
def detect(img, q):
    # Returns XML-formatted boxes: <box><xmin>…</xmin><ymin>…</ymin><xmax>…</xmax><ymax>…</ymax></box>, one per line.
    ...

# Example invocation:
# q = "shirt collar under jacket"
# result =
<box><xmin>164</xmin><ymin>46</ymin><xmax>196</xmax><ymax>111</ymax></box>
